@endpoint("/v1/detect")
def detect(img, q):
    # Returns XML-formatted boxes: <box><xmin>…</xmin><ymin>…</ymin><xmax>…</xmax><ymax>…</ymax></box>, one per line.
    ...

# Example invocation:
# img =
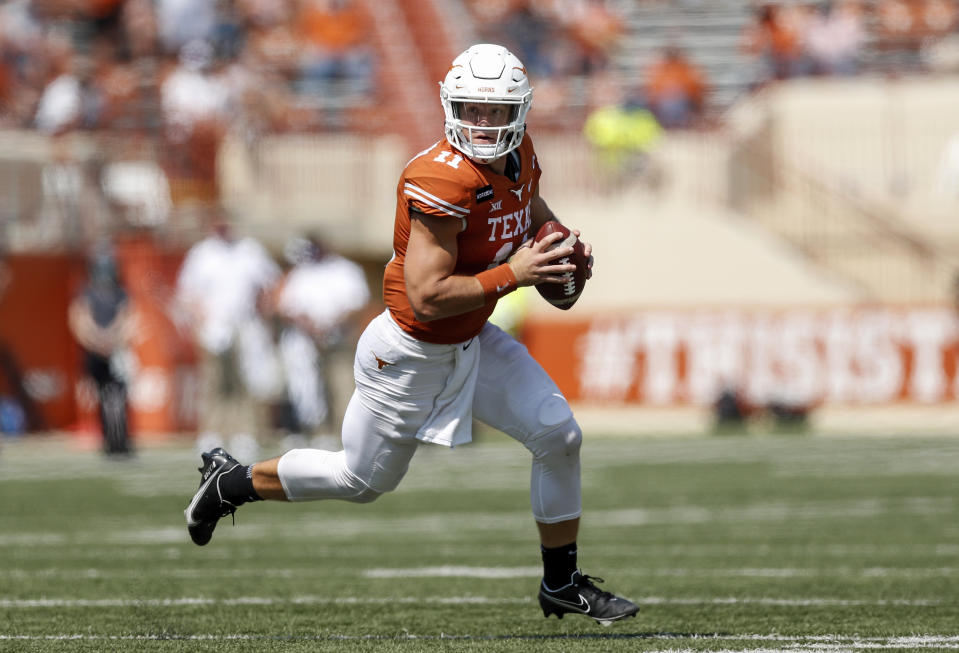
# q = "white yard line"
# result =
<box><xmin>9</xmin><ymin>565</ymin><xmax>957</xmax><ymax>580</ymax></box>
<box><xmin>363</xmin><ymin>565</ymin><xmax>542</xmax><ymax>578</ymax></box>
<box><xmin>0</xmin><ymin>596</ymin><xmax>531</xmax><ymax>608</ymax></box>
<box><xmin>362</xmin><ymin>566</ymin><xmax>959</xmax><ymax>580</ymax></box>
<box><xmin>0</xmin><ymin>595</ymin><xmax>944</xmax><ymax>608</ymax></box>
<box><xmin>0</xmin><ymin>633</ymin><xmax>958</xmax><ymax>649</ymax></box>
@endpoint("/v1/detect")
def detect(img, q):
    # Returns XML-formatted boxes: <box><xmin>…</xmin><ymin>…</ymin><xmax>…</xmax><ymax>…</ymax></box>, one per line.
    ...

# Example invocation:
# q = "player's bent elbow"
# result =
<box><xmin>407</xmin><ymin>290</ymin><xmax>444</xmax><ymax>322</ymax></box>
<box><xmin>410</xmin><ymin>303</ymin><xmax>442</xmax><ymax>322</ymax></box>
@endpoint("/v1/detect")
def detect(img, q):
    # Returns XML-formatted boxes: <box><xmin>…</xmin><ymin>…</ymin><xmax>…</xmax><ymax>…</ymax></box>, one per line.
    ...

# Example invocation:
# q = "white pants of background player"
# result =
<box><xmin>276</xmin><ymin>311</ymin><xmax>582</xmax><ymax>524</ymax></box>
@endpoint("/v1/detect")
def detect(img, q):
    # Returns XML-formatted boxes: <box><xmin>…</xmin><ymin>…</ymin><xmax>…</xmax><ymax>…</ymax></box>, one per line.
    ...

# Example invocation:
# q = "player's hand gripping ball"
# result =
<box><xmin>534</xmin><ymin>221</ymin><xmax>588</xmax><ymax>310</ymax></box>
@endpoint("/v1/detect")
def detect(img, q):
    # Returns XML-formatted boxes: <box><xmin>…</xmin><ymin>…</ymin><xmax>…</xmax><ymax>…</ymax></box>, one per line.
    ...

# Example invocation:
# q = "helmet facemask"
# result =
<box><xmin>446</xmin><ymin>100</ymin><xmax>523</xmax><ymax>163</ymax></box>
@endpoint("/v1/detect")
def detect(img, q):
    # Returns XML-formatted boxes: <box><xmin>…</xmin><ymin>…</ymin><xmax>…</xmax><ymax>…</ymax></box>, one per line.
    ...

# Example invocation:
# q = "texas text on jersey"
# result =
<box><xmin>383</xmin><ymin>134</ymin><xmax>542</xmax><ymax>344</ymax></box>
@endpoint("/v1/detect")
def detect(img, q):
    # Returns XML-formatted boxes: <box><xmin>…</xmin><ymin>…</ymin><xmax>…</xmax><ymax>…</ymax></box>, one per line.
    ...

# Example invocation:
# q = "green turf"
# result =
<box><xmin>1</xmin><ymin>431</ymin><xmax>958</xmax><ymax>652</ymax></box>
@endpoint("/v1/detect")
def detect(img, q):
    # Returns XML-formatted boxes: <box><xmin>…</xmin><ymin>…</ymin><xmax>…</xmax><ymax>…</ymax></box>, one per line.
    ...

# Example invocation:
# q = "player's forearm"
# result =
<box><xmin>407</xmin><ymin>272</ymin><xmax>502</xmax><ymax>322</ymax></box>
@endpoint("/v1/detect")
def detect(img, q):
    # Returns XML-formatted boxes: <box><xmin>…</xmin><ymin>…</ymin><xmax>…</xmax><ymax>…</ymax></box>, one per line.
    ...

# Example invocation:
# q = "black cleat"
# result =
<box><xmin>538</xmin><ymin>571</ymin><xmax>640</xmax><ymax>626</ymax></box>
<box><xmin>184</xmin><ymin>448</ymin><xmax>242</xmax><ymax>546</ymax></box>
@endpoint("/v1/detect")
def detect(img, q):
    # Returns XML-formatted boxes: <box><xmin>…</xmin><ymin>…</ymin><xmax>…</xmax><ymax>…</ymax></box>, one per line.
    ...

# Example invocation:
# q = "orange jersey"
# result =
<box><xmin>384</xmin><ymin>135</ymin><xmax>542</xmax><ymax>344</ymax></box>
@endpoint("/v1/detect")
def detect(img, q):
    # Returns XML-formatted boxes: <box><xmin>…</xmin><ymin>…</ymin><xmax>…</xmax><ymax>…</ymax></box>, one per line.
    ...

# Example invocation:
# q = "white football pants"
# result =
<box><xmin>277</xmin><ymin>318</ymin><xmax>582</xmax><ymax>523</ymax></box>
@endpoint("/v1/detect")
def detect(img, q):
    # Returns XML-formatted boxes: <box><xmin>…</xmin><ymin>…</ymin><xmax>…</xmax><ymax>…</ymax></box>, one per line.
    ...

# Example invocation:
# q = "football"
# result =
<box><xmin>533</xmin><ymin>221</ymin><xmax>588</xmax><ymax>310</ymax></box>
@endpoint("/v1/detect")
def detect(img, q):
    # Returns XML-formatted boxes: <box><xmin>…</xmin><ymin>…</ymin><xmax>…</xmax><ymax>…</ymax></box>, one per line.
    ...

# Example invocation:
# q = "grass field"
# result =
<box><xmin>1</xmin><ymin>430</ymin><xmax>958</xmax><ymax>652</ymax></box>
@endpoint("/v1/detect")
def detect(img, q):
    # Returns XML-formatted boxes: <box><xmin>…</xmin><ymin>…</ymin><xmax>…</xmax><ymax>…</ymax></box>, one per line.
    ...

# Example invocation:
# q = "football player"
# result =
<box><xmin>185</xmin><ymin>43</ymin><xmax>639</xmax><ymax>626</ymax></box>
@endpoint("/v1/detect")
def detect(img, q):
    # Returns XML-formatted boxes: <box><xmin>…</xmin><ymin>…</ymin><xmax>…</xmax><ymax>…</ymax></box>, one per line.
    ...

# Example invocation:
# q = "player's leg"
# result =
<box><xmin>185</xmin><ymin>391</ymin><xmax>418</xmax><ymax>545</ymax></box>
<box><xmin>473</xmin><ymin>324</ymin><xmax>580</xmax><ymax>526</ymax></box>
<box><xmin>101</xmin><ymin>379</ymin><xmax>130</xmax><ymax>455</ymax></box>
<box><xmin>87</xmin><ymin>352</ymin><xmax>127</xmax><ymax>455</ymax></box>
<box><xmin>186</xmin><ymin>310</ymin><xmax>442</xmax><ymax>546</ymax></box>
<box><xmin>267</xmin><ymin>391</ymin><xmax>417</xmax><ymax>502</ymax></box>
<box><xmin>473</xmin><ymin>322</ymin><xmax>639</xmax><ymax>625</ymax></box>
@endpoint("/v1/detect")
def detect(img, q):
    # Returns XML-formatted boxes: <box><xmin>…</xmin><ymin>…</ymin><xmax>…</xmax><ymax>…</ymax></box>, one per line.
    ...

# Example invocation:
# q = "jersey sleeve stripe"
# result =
<box><xmin>404</xmin><ymin>183</ymin><xmax>469</xmax><ymax>217</ymax></box>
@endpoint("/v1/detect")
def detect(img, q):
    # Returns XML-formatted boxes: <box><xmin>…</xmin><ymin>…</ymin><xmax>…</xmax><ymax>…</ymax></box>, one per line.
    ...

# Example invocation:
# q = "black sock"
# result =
<box><xmin>218</xmin><ymin>464</ymin><xmax>263</xmax><ymax>505</ymax></box>
<box><xmin>541</xmin><ymin>542</ymin><xmax>578</xmax><ymax>589</ymax></box>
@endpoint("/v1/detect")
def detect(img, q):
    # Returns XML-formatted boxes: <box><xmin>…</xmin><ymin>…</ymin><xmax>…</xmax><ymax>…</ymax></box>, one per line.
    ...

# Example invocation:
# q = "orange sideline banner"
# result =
<box><xmin>523</xmin><ymin>307</ymin><xmax>959</xmax><ymax>406</ymax></box>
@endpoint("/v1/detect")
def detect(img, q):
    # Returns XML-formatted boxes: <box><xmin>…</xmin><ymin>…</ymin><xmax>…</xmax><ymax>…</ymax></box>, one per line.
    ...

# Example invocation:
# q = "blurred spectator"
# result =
<box><xmin>241</xmin><ymin>0</ymin><xmax>299</xmax><ymax>82</ymax></box>
<box><xmin>84</xmin><ymin>38</ymin><xmax>142</xmax><ymax>131</ymax></box>
<box><xmin>174</xmin><ymin>209</ymin><xmax>281</xmax><ymax>457</ymax></box>
<box><xmin>160</xmin><ymin>40</ymin><xmax>229</xmax><ymax>133</ymax></box>
<box><xmin>877</xmin><ymin>0</ymin><xmax>959</xmax><ymax>57</ymax></box>
<box><xmin>210</xmin><ymin>0</ymin><xmax>246</xmax><ymax>61</ymax></box>
<box><xmin>100</xmin><ymin>150</ymin><xmax>174</xmax><ymax>228</ymax></box>
<box><xmin>465</xmin><ymin>0</ymin><xmax>513</xmax><ymax>26</ymax></box>
<box><xmin>583</xmin><ymin>76</ymin><xmax>662</xmax><ymax>187</ymax></box>
<box><xmin>559</xmin><ymin>0</ymin><xmax>625</xmax><ymax>75</ymax></box>
<box><xmin>498</xmin><ymin>3</ymin><xmax>557</xmax><ymax>78</ymax></box>
<box><xmin>68</xmin><ymin>244</ymin><xmax>137</xmax><ymax>456</ymax></box>
<box><xmin>477</xmin><ymin>0</ymin><xmax>623</xmax><ymax>78</ymax></box>
<box><xmin>220</xmin><ymin>46</ymin><xmax>295</xmax><ymax>135</ymax></box>
<box><xmin>33</xmin><ymin>34</ymin><xmax>95</xmax><ymax>133</ymax></box>
<box><xmin>274</xmin><ymin>233</ymin><xmax>370</xmax><ymax>446</ymax></box>
<box><xmin>156</xmin><ymin>0</ymin><xmax>216</xmax><ymax>55</ymax></box>
<box><xmin>160</xmin><ymin>39</ymin><xmax>230</xmax><ymax>204</ymax></box>
<box><xmin>0</xmin><ymin>0</ymin><xmax>381</xmax><ymax>136</ymax></box>
<box><xmin>741</xmin><ymin>3</ymin><xmax>808</xmax><ymax>85</ymax></box>
<box><xmin>74</xmin><ymin>0</ymin><xmax>126</xmax><ymax>46</ymax></box>
<box><xmin>805</xmin><ymin>1</ymin><xmax>866</xmax><ymax>76</ymax></box>
<box><xmin>644</xmin><ymin>46</ymin><xmax>707</xmax><ymax>129</ymax></box>
<box><xmin>122</xmin><ymin>0</ymin><xmax>161</xmax><ymax>59</ymax></box>
<box><xmin>27</xmin><ymin>137</ymin><xmax>111</xmax><ymax>250</ymax></box>
<box><xmin>878</xmin><ymin>0</ymin><xmax>917</xmax><ymax>39</ymax></box>
<box><xmin>295</xmin><ymin>0</ymin><xmax>374</xmax><ymax>93</ymax></box>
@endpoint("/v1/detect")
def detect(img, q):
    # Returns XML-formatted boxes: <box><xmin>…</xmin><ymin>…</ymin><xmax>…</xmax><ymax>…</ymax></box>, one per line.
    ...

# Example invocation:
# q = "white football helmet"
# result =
<box><xmin>440</xmin><ymin>44</ymin><xmax>533</xmax><ymax>163</ymax></box>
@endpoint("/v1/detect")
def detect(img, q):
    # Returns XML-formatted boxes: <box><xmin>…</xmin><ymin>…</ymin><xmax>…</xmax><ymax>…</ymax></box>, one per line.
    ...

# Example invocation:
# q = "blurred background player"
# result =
<box><xmin>67</xmin><ymin>244</ymin><xmax>136</xmax><ymax>456</ymax></box>
<box><xmin>174</xmin><ymin>208</ymin><xmax>281</xmax><ymax>459</ymax></box>
<box><xmin>184</xmin><ymin>43</ymin><xmax>639</xmax><ymax>626</ymax></box>
<box><xmin>274</xmin><ymin>232</ymin><xmax>370</xmax><ymax>448</ymax></box>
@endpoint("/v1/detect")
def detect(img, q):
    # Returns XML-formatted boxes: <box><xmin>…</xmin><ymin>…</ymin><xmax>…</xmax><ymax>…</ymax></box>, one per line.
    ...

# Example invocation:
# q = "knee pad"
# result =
<box><xmin>527</xmin><ymin>416</ymin><xmax>582</xmax><ymax>524</ymax></box>
<box><xmin>332</xmin><ymin>463</ymin><xmax>385</xmax><ymax>504</ymax></box>
<box><xmin>346</xmin><ymin>484</ymin><xmax>383</xmax><ymax>504</ymax></box>
<box><xmin>527</xmin><ymin>417</ymin><xmax>582</xmax><ymax>463</ymax></box>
